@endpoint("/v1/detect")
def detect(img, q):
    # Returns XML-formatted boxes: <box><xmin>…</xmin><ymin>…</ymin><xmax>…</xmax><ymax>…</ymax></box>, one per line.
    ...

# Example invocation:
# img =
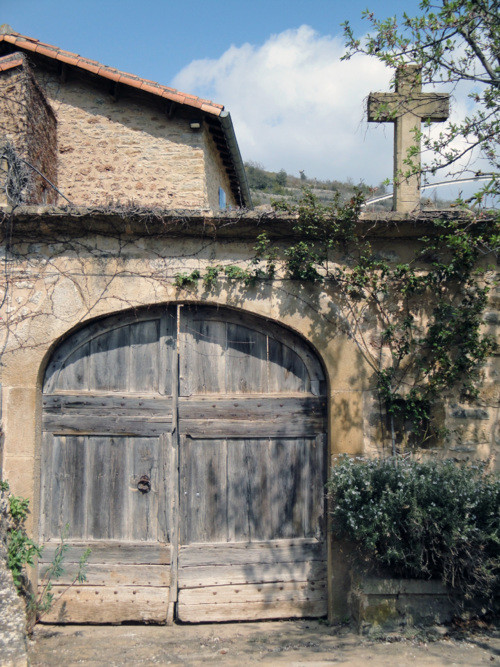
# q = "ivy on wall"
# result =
<box><xmin>176</xmin><ymin>190</ymin><xmax>499</xmax><ymax>453</ymax></box>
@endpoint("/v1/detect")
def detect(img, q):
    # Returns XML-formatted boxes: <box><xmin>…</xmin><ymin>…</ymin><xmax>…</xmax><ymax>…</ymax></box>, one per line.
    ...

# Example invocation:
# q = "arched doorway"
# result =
<box><xmin>40</xmin><ymin>304</ymin><xmax>328</xmax><ymax>623</ymax></box>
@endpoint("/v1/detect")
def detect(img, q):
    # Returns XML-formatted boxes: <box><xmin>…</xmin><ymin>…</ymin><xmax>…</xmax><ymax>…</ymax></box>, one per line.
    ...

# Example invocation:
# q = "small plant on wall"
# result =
<box><xmin>175</xmin><ymin>189</ymin><xmax>499</xmax><ymax>453</ymax></box>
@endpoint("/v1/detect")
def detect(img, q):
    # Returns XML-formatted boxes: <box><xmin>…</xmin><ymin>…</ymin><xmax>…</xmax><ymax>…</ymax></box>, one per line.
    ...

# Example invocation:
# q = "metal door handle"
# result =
<box><xmin>137</xmin><ymin>475</ymin><xmax>151</xmax><ymax>493</ymax></box>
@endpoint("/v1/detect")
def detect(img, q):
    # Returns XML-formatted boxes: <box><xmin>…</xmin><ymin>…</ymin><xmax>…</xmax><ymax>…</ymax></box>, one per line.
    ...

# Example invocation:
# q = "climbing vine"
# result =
<box><xmin>177</xmin><ymin>190</ymin><xmax>499</xmax><ymax>452</ymax></box>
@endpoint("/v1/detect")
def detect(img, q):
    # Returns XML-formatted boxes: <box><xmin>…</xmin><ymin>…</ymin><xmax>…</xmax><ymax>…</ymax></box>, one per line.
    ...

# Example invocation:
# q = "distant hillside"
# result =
<box><xmin>244</xmin><ymin>162</ymin><xmax>454</xmax><ymax>211</ymax></box>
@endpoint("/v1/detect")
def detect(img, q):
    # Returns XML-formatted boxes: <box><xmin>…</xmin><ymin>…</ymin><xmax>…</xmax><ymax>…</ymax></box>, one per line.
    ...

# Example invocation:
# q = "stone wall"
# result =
<box><xmin>350</xmin><ymin>575</ymin><xmax>462</xmax><ymax>633</ymax></box>
<box><xmin>29</xmin><ymin>71</ymin><xmax>234</xmax><ymax>210</ymax></box>
<box><xmin>0</xmin><ymin>208</ymin><xmax>497</xmax><ymax>623</ymax></box>
<box><xmin>0</xmin><ymin>53</ymin><xmax>57</xmax><ymax>205</ymax></box>
<box><xmin>203</xmin><ymin>126</ymin><xmax>237</xmax><ymax>210</ymax></box>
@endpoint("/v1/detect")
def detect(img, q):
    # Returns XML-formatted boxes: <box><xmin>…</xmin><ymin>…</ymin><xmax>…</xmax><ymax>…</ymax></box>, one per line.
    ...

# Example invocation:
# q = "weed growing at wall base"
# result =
<box><xmin>327</xmin><ymin>456</ymin><xmax>500</xmax><ymax>611</ymax></box>
<box><xmin>0</xmin><ymin>480</ymin><xmax>90</xmax><ymax>630</ymax></box>
<box><xmin>0</xmin><ymin>480</ymin><xmax>41</xmax><ymax>590</ymax></box>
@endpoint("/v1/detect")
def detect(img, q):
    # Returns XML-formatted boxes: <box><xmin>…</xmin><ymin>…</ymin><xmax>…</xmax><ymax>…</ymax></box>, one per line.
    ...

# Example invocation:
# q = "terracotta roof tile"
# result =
<box><xmin>0</xmin><ymin>56</ymin><xmax>24</xmax><ymax>72</ymax></box>
<box><xmin>55</xmin><ymin>53</ymin><xmax>79</xmax><ymax>66</ymax></box>
<box><xmin>7</xmin><ymin>37</ymin><xmax>34</xmax><ymax>50</ymax></box>
<box><xmin>35</xmin><ymin>44</ymin><xmax>58</xmax><ymax>57</ymax></box>
<box><xmin>0</xmin><ymin>30</ymin><xmax>223</xmax><ymax>115</ymax></box>
<box><xmin>80</xmin><ymin>60</ymin><xmax>100</xmax><ymax>74</ymax></box>
<box><xmin>100</xmin><ymin>69</ymin><xmax>121</xmax><ymax>83</ymax></box>
<box><xmin>140</xmin><ymin>81</ymin><xmax>162</xmax><ymax>95</ymax></box>
<box><xmin>0</xmin><ymin>29</ymin><xmax>249</xmax><ymax>205</ymax></box>
<box><xmin>117</xmin><ymin>74</ymin><xmax>138</xmax><ymax>86</ymax></box>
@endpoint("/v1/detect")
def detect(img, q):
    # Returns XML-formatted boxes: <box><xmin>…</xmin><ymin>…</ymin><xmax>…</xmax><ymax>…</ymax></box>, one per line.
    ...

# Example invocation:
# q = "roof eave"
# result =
<box><xmin>218</xmin><ymin>112</ymin><xmax>252</xmax><ymax>208</ymax></box>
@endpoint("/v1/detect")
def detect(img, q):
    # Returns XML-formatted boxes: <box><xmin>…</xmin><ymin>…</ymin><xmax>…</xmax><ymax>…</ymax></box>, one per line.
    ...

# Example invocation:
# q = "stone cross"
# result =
<box><xmin>368</xmin><ymin>65</ymin><xmax>449</xmax><ymax>213</ymax></box>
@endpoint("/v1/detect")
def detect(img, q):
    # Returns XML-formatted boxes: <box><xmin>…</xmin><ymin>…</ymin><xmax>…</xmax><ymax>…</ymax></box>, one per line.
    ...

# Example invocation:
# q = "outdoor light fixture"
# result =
<box><xmin>190</xmin><ymin>121</ymin><xmax>201</xmax><ymax>130</ymax></box>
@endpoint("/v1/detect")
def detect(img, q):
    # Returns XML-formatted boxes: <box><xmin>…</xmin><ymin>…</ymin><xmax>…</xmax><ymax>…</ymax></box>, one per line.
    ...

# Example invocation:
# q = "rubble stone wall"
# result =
<box><xmin>33</xmin><ymin>72</ymin><xmax>233</xmax><ymax>210</ymax></box>
<box><xmin>0</xmin><ymin>54</ymin><xmax>57</xmax><ymax>204</ymax></box>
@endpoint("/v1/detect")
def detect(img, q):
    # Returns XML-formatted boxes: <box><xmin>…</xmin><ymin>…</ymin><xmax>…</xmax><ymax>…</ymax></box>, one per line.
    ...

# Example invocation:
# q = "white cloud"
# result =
<box><xmin>173</xmin><ymin>25</ymin><xmax>486</xmax><ymax>193</ymax></box>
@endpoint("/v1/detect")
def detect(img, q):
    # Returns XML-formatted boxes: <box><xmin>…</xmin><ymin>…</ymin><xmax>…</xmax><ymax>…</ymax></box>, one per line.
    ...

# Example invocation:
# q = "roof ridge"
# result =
<box><xmin>0</xmin><ymin>30</ymin><xmax>224</xmax><ymax>115</ymax></box>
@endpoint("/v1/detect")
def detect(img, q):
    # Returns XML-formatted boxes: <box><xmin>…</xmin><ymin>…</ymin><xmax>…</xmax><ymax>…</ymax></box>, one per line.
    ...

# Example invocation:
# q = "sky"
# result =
<box><xmin>1</xmin><ymin>0</ymin><xmax>489</xmax><ymax>199</ymax></box>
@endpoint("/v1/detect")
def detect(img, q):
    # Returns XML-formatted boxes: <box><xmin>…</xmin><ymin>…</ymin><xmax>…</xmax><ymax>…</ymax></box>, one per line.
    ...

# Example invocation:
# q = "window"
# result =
<box><xmin>219</xmin><ymin>187</ymin><xmax>226</xmax><ymax>210</ymax></box>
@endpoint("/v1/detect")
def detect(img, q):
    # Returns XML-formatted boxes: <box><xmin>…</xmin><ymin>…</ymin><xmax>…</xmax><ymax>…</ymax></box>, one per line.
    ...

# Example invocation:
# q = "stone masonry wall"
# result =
<box><xmin>36</xmin><ymin>73</ymin><xmax>212</xmax><ymax>209</ymax></box>
<box><xmin>0</xmin><ymin>54</ymin><xmax>57</xmax><ymax>204</ymax></box>
<box><xmin>203</xmin><ymin>126</ymin><xmax>238</xmax><ymax>210</ymax></box>
<box><xmin>0</xmin><ymin>213</ymin><xmax>498</xmax><ymax>496</ymax></box>
<box><xmin>361</xmin><ymin>278</ymin><xmax>500</xmax><ymax>467</ymax></box>
<box><xmin>0</xmin><ymin>210</ymin><xmax>497</xmax><ymax>624</ymax></box>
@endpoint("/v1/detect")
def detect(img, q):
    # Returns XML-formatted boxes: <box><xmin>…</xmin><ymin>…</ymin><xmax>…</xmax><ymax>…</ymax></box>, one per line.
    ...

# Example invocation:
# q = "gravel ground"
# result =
<box><xmin>28</xmin><ymin>619</ymin><xmax>500</xmax><ymax>666</ymax></box>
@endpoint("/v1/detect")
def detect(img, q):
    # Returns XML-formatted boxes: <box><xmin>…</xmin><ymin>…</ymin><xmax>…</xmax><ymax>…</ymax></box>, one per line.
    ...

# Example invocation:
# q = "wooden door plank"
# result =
<box><xmin>181</xmin><ymin>418</ymin><xmax>324</xmax><ymax>438</ymax></box>
<box><xmin>159</xmin><ymin>310</ymin><xmax>175</xmax><ymax>396</ymax></box>
<box><xmin>179</xmin><ymin>317</ymin><xmax>226</xmax><ymax>396</ymax></box>
<box><xmin>38</xmin><ymin>563</ymin><xmax>171</xmax><ymax>587</ymax></box>
<box><xmin>129</xmin><ymin>319</ymin><xmax>161</xmax><ymax>393</ymax></box>
<box><xmin>43</xmin><ymin>394</ymin><xmax>173</xmax><ymax>415</ymax></box>
<box><xmin>268</xmin><ymin>338</ymin><xmax>309</xmax><ymax>393</ymax></box>
<box><xmin>226</xmin><ymin>323</ymin><xmax>268</xmax><ymax>393</ymax></box>
<box><xmin>40</xmin><ymin>542</ymin><xmax>172</xmax><ymax>565</ymax></box>
<box><xmin>179</xmin><ymin>580</ymin><xmax>327</xmax><ymax>605</ymax></box>
<box><xmin>178</xmin><ymin>560</ymin><xmax>327</xmax><ymax>588</ymax></box>
<box><xmin>177</xmin><ymin>599</ymin><xmax>327</xmax><ymax>622</ymax></box>
<box><xmin>179</xmin><ymin>540</ymin><xmax>325</xmax><ymax>567</ymax></box>
<box><xmin>40</xmin><ymin>585</ymin><xmax>169</xmax><ymax>624</ymax></box>
<box><xmin>40</xmin><ymin>432</ymin><xmax>63</xmax><ymax>540</ymax></box>
<box><xmin>178</xmin><ymin>396</ymin><xmax>326</xmax><ymax>419</ymax></box>
<box><xmin>183</xmin><ymin>306</ymin><xmax>325</xmax><ymax>393</ymax></box>
<box><xmin>56</xmin><ymin>342</ymin><xmax>90</xmax><ymax>392</ymax></box>
<box><xmin>128</xmin><ymin>438</ymin><xmax>160</xmax><ymax>542</ymax></box>
<box><xmin>61</xmin><ymin>436</ymin><xmax>87</xmax><ymax>538</ymax></box>
<box><xmin>179</xmin><ymin>437</ymin><xmax>228</xmax><ymax>544</ymax></box>
<box><xmin>42</xmin><ymin>414</ymin><xmax>172</xmax><ymax>436</ymax></box>
<box><xmin>89</xmin><ymin>325</ymin><xmax>130</xmax><ymax>392</ymax></box>
<box><xmin>167</xmin><ymin>305</ymin><xmax>180</xmax><ymax>621</ymax></box>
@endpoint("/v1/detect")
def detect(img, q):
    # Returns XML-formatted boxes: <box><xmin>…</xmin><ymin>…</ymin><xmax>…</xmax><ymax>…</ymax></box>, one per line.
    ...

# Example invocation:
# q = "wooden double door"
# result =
<box><xmin>40</xmin><ymin>305</ymin><xmax>327</xmax><ymax>623</ymax></box>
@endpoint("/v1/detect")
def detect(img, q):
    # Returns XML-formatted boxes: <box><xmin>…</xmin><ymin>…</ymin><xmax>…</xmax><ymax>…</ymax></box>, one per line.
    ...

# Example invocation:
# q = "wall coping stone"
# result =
<box><xmin>0</xmin><ymin>205</ymin><xmax>482</xmax><ymax>241</ymax></box>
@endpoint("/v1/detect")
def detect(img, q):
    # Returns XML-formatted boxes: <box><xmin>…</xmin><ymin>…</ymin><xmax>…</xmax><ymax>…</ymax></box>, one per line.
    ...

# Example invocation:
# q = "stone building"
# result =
<box><xmin>0</xmin><ymin>29</ymin><xmax>498</xmax><ymax>626</ymax></box>
<box><xmin>0</xmin><ymin>27</ymin><xmax>251</xmax><ymax>210</ymax></box>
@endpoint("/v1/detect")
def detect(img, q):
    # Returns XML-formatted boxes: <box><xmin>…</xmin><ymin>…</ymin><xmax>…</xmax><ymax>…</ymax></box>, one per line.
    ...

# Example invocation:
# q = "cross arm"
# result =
<box><xmin>368</xmin><ymin>92</ymin><xmax>450</xmax><ymax>122</ymax></box>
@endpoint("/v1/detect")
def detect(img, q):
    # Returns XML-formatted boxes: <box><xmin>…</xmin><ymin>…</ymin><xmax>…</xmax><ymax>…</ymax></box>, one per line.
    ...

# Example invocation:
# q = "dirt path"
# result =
<box><xmin>28</xmin><ymin>619</ymin><xmax>499</xmax><ymax>666</ymax></box>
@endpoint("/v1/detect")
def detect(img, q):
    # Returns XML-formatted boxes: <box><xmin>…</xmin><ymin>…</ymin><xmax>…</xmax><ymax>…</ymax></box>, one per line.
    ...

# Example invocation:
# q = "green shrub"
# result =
<box><xmin>327</xmin><ymin>456</ymin><xmax>500</xmax><ymax>609</ymax></box>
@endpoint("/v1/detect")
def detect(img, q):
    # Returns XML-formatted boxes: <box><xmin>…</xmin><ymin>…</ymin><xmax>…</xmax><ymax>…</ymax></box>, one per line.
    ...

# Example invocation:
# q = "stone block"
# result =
<box><xmin>350</xmin><ymin>574</ymin><xmax>457</xmax><ymax>632</ymax></box>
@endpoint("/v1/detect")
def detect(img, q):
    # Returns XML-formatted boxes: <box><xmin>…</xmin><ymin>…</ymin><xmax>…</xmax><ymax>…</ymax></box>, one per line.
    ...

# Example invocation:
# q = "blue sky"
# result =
<box><xmin>3</xmin><ymin>1</ymin><xmax>420</xmax><ymax>84</ymax></box>
<box><xmin>2</xmin><ymin>1</ymin><xmax>487</xmax><ymax>199</ymax></box>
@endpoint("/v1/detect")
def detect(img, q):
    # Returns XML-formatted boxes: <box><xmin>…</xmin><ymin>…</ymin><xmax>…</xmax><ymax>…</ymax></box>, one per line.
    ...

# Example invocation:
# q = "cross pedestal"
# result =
<box><xmin>368</xmin><ymin>65</ymin><xmax>450</xmax><ymax>213</ymax></box>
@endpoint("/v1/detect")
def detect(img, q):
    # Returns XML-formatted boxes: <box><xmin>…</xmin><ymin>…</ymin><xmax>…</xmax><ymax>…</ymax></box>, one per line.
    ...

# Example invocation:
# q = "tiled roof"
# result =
<box><xmin>0</xmin><ymin>28</ymin><xmax>252</xmax><ymax>207</ymax></box>
<box><xmin>0</xmin><ymin>52</ymin><xmax>24</xmax><ymax>73</ymax></box>
<box><xmin>0</xmin><ymin>31</ymin><xmax>224</xmax><ymax>116</ymax></box>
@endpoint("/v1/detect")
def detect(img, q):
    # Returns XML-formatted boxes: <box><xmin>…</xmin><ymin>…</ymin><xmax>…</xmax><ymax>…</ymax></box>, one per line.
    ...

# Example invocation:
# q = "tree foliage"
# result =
<box><xmin>342</xmin><ymin>0</ymin><xmax>499</xmax><ymax>203</ymax></box>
